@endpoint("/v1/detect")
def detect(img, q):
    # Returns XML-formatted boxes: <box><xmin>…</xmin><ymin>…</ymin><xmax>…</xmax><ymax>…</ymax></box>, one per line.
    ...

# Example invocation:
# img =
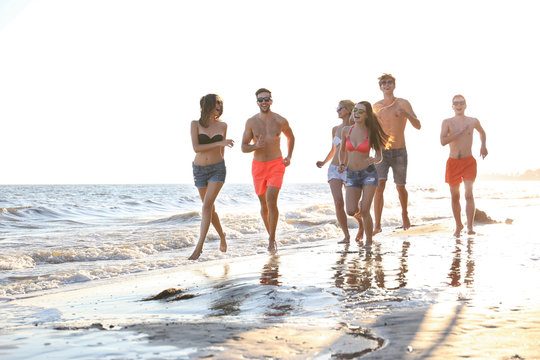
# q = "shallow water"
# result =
<box><xmin>2</xmin><ymin>181</ymin><xmax>537</xmax><ymax>299</ymax></box>
<box><xmin>1</xmin><ymin>209</ymin><xmax>538</xmax><ymax>359</ymax></box>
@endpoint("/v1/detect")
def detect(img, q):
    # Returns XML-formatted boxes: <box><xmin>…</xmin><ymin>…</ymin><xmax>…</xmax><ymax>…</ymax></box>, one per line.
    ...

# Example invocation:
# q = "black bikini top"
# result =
<box><xmin>198</xmin><ymin>133</ymin><xmax>223</xmax><ymax>144</ymax></box>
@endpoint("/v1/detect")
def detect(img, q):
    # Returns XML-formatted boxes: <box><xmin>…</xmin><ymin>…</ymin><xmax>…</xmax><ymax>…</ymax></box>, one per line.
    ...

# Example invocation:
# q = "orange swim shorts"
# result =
<box><xmin>252</xmin><ymin>157</ymin><xmax>286</xmax><ymax>195</ymax></box>
<box><xmin>445</xmin><ymin>156</ymin><xmax>477</xmax><ymax>187</ymax></box>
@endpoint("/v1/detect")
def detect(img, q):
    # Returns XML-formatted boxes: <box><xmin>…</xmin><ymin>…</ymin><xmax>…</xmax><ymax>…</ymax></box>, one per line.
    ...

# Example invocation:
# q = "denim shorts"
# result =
<box><xmin>192</xmin><ymin>160</ymin><xmax>226</xmax><ymax>188</ymax></box>
<box><xmin>375</xmin><ymin>148</ymin><xmax>408</xmax><ymax>185</ymax></box>
<box><xmin>327</xmin><ymin>163</ymin><xmax>346</xmax><ymax>183</ymax></box>
<box><xmin>345</xmin><ymin>165</ymin><xmax>379</xmax><ymax>188</ymax></box>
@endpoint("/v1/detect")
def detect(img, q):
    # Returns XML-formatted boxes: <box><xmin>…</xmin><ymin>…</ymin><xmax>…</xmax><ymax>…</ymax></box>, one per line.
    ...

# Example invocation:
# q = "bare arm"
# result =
<box><xmin>191</xmin><ymin>122</ymin><xmax>234</xmax><ymax>153</ymax></box>
<box><xmin>440</xmin><ymin>119</ymin><xmax>463</xmax><ymax>146</ymax></box>
<box><xmin>191</xmin><ymin>121</ymin><xmax>231</xmax><ymax>153</ymax></box>
<box><xmin>282</xmin><ymin>119</ymin><xmax>295</xmax><ymax>166</ymax></box>
<box><xmin>475</xmin><ymin>119</ymin><xmax>488</xmax><ymax>159</ymax></box>
<box><xmin>316</xmin><ymin>127</ymin><xmax>336</xmax><ymax>168</ymax></box>
<box><xmin>338</xmin><ymin>126</ymin><xmax>348</xmax><ymax>173</ymax></box>
<box><xmin>241</xmin><ymin>120</ymin><xmax>263</xmax><ymax>153</ymax></box>
<box><xmin>372</xmin><ymin>148</ymin><xmax>383</xmax><ymax>164</ymax></box>
<box><xmin>402</xmin><ymin>100</ymin><xmax>421</xmax><ymax>130</ymax></box>
<box><xmin>220</xmin><ymin>124</ymin><xmax>235</xmax><ymax>156</ymax></box>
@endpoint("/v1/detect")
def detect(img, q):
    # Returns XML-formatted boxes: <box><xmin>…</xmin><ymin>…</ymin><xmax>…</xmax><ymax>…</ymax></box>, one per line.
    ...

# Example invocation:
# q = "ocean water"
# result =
<box><xmin>1</xmin><ymin>181</ymin><xmax>538</xmax><ymax>300</ymax></box>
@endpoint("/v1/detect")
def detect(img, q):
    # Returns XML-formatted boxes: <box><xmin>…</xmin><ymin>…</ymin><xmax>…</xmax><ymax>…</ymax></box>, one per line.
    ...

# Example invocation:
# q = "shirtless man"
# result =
<box><xmin>241</xmin><ymin>88</ymin><xmax>295</xmax><ymax>253</ymax></box>
<box><xmin>440</xmin><ymin>95</ymin><xmax>487</xmax><ymax>237</ymax></box>
<box><xmin>373</xmin><ymin>74</ymin><xmax>421</xmax><ymax>233</ymax></box>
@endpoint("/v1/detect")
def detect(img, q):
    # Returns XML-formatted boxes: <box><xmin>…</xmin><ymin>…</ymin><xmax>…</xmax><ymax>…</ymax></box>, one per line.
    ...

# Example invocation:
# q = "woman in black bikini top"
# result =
<box><xmin>189</xmin><ymin>94</ymin><xmax>234</xmax><ymax>260</ymax></box>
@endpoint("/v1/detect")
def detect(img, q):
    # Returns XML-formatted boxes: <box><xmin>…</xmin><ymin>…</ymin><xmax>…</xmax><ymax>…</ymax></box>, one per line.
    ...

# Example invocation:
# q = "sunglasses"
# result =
<box><xmin>380</xmin><ymin>80</ymin><xmax>394</xmax><ymax>86</ymax></box>
<box><xmin>453</xmin><ymin>101</ymin><xmax>466</xmax><ymax>106</ymax></box>
<box><xmin>336</xmin><ymin>106</ymin><xmax>343</xmax><ymax>111</ymax></box>
<box><xmin>352</xmin><ymin>108</ymin><xmax>365</xmax><ymax>114</ymax></box>
<box><xmin>257</xmin><ymin>97</ymin><xmax>272</xmax><ymax>103</ymax></box>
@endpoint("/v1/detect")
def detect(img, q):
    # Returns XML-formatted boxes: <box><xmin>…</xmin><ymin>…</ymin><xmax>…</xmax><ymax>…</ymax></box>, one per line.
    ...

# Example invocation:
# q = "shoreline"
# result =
<box><xmin>1</xmin><ymin>220</ymin><xmax>539</xmax><ymax>359</ymax></box>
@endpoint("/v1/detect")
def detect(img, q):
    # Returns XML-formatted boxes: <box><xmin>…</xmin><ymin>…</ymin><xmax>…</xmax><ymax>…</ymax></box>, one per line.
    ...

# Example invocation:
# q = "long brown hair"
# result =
<box><xmin>199</xmin><ymin>94</ymin><xmax>222</xmax><ymax>128</ymax></box>
<box><xmin>358</xmin><ymin>101</ymin><xmax>388</xmax><ymax>152</ymax></box>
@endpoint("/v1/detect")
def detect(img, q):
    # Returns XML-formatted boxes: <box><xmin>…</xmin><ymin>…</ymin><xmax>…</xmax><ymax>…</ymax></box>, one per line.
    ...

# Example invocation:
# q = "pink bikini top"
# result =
<box><xmin>346</xmin><ymin>127</ymin><xmax>370</xmax><ymax>153</ymax></box>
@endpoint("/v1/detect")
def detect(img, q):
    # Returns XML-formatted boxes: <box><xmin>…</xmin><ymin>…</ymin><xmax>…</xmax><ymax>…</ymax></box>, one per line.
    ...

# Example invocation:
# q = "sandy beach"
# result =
<box><xmin>1</xmin><ymin>215</ymin><xmax>539</xmax><ymax>359</ymax></box>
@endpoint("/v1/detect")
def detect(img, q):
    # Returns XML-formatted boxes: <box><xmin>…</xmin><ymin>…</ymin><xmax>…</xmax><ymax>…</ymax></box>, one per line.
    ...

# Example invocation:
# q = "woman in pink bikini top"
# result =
<box><xmin>340</xmin><ymin>101</ymin><xmax>388</xmax><ymax>172</ymax></box>
<box><xmin>338</xmin><ymin>101</ymin><xmax>388</xmax><ymax>245</ymax></box>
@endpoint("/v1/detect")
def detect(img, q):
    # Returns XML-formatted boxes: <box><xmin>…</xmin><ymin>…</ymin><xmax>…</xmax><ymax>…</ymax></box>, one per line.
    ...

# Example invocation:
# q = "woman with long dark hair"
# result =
<box><xmin>189</xmin><ymin>94</ymin><xmax>234</xmax><ymax>260</ymax></box>
<box><xmin>339</xmin><ymin>101</ymin><xmax>388</xmax><ymax>244</ymax></box>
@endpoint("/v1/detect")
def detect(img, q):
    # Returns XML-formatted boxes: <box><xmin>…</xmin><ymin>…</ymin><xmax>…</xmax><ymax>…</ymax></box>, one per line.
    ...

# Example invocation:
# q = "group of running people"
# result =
<box><xmin>188</xmin><ymin>74</ymin><xmax>487</xmax><ymax>260</ymax></box>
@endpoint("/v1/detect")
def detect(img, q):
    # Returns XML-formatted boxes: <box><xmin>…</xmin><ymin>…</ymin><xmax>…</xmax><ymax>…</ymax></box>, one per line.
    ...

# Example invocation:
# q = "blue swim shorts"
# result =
<box><xmin>375</xmin><ymin>148</ymin><xmax>408</xmax><ymax>185</ymax></box>
<box><xmin>192</xmin><ymin>160</ymin><xmax>226</xmax><ymax>188</ymax></box>
<box><xmin>345</xmin><ymin>165</ymin><xmax>379</xmax><ymax>188</ymax></box>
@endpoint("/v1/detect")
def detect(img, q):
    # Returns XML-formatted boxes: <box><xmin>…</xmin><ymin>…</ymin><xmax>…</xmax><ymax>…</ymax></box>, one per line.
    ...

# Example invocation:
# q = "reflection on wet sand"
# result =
<box><xmin>448</xmin><ymin>237</ymin><xmax>475</xmax><ymax>288</ymax></box>
<box><xmin>260</xmin><ymin>255</ymin><xmax>281</xmax><ymax>286</ymax></box>
<box><xmin>333</xmin><ymin>241</ymin><xmax>410</xmax><ymax>295</ymax></box>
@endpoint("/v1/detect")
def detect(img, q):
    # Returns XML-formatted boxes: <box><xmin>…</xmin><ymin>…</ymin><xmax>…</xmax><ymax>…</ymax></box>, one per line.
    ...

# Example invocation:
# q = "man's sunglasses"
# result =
<box><xmin>380</xmin><ymin>80</ymin><xmax>394</xmax><ymax>86</ymax></box>
<box><xmin>257</xmin><ymin>97</ymin><xmax>272</xmax><ymax>103</ymax></box>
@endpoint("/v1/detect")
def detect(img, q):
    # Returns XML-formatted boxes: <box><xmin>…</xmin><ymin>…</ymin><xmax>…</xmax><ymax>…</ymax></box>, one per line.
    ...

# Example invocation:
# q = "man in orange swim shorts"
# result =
<box><xmin>241</xmin><ymin>88</ymin><xmax>295</xmax><ymax>254</ymax></box>
<box><xmin>440</xmin><ymin>95</ymin><xmax>488</xmax><ymax>237</ymax></box>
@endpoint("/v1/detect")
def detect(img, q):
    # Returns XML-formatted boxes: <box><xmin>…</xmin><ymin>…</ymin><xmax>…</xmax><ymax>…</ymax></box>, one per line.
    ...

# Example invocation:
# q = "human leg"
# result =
<box><xmin>396</xmin><ymin>185</ymin><xmax>411</xmax><ymax>230</ymax></box>
<box><xmin>265</xmin><ymin>186</ymin><xmax>281</xmax><ymax>254</ymax></box>
<box><xmin>374</xmin><ymin>153</ymin><xmax>390</xmax><ymax>234</ymax></box>
<box><xmin>189</xmin><ymin>181</ymin><xmax>225</xmax><ymax>260</ymax></box>
<box><xmin>329</xmin><ymin>179</ymin><xmax>350</xmax><ymax>243</ymax></box>
<box><xmin>392</xmin><ymin>149</ymin><xmax>409</xmax><ymax>230</ymax></box>
<box><xmin>373</xmin><ymin>180</ymin><xmax>386</xmax><ymax>234</ymax></box>
<box><xmin>449</xmin><ymin>185</ymin><xmax>463</xmax><ymax>237</ymax></box>
<box><xmin>345</xmin><ymin>185</ymin><xmax>362</xmax><ymax>243</ymax></box>
<box><xmin>257</xmin><ymin>192</ymin><xmax>270</xmax><ymax>234</ymax></box>
<box><xmin>360</xmin><ymin>185</ymin><xmax>377</xmax><ymax>244</ymax></box>
<box><xmin>464</xmin><ymin>180</ymin><xmax>476</xmax><ymax>234</ymax></box>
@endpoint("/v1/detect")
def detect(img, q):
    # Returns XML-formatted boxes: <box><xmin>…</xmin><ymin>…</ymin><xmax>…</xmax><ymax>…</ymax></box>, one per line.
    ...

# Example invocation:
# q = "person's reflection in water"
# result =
<box><xmin>448</xmin><ymin>238</ymin><xmax>463</xmax><ymax>287</ymax></box>
<box><xmin>332</xmin><ymin>242</ymin><xmax>386</xmax><ymax>293</ymax></box>
<box><xmin>259</xmin><ymin>255</ymin><xmax>295</xmax><ymax>317</ymax></box>
<box><xmin>207</xmin><ymin>264</ymin><xmax>246</xmax><ymax>316</ymax></box>
<box><xmin>260</xmin><ymin>255</ymin><xmax>281</xmax><ymax>286</ymax></box>
<box><xmin>396</xmin><ymin>241</ymin><xmax>410</xmax><ymax>289</ymax></box>
<box><xmin>448</xmin><ymin>237</ymin><xmax>475</xmax><ymax>288</ymax></box>
<box><xmin>464</xmin><ymin>237</ymin><xmax>475</xmax><ymax>287</ymax></box>
<box><xmin>333</xmin><ymin>243</ymin><xmax>350</xmax><ymax>288</ymax></box>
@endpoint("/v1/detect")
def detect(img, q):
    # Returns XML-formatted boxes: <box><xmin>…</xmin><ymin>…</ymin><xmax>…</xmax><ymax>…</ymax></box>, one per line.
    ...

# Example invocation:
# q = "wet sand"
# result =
<box><xmin>1</xmin><ymin>219</ymin><xmax>539</xmax><ymax>359</ymax></box>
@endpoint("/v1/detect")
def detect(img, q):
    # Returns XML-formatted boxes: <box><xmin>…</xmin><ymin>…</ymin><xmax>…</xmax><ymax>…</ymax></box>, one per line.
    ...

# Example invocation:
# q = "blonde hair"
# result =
<box><xmin>339</xmin><ymin>100</ymin><xmax>355</xmax><ymax>113</ymax></box>
<box><xmin>378</xmin><ymin>73</ymin><xmax>396</xmax><ymax>86</ymax></box>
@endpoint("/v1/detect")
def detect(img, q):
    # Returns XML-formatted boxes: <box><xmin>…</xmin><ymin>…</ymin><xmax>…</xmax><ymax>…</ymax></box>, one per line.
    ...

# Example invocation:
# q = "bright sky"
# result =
<box><xmin>1</xmin><ymin>0</ymin><xmax>538</xmax><ymax>185</ymax></box>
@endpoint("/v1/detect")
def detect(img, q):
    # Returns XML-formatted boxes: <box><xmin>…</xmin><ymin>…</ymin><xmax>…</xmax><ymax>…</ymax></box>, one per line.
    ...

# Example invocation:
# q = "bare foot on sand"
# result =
<box><xmin>373</xmin><ymin>227</ymin><xmax>382</xmax><ymax>236</ymax></box>
<box><xmin>220</xmin><ymin>233</ymin><xmax>227</xmax><ymax>253</ymax></box>
<box><xmin>467</xmin><ymin>228</ymin><xmax>476</xmax><ymax>235</ymax></box>
<box><xmin>338</xmin><ymin>235</ymin><xmax>350</xmax><ymax>244</ymax></box>
<box><xmin>268</xmin><ymin>241</ymin><xmax>277</xmax><ymax>255</ymax></box>
<box><xmin>453</xmin><ymin>224</ymin><xmax>464</xmax><ymax>238</ymax></box>
<box><xmin>188</xmin><ymin>248</ymin><xmax>202</xmax><ymax>260</ymax></box>
<box><xmin>402</xmin><ymin>213</ymin><xmax>411</xmax><ymax>230</ymax></box>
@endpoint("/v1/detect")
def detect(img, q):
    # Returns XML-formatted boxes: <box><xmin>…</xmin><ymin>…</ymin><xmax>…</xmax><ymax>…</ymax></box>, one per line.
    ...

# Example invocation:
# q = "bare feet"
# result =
<box><xmin>467</xmin><ymin>228</ymin><xmax>476</xmax><ymax>235</ymax></box>
<box><xmin>453</xmin><ymin>224</ymin><xmax>464</xmax><ymax>238</ymax></box>
<box><xmin>402</xmin><ymin>213</ymin><xmax>411</xmax><ymax>230</ymax></box>
<box><xmin>353</xmin><ymin>212</ymin><xmax>364</xmax><ymax>243</ymax></box>
<box><xmin>219</xmin><ymin>233</ymin><xmax>227</xmax><ymax>253</ymax></box>
<box><xmin>373</xmin><ymin>226</ymin><xmax>382</xmax><ymax>236</ymax></box>
<box><xmin>268</xmin><ymin>241</ymin><xmax>277</xmax><ymax>255</ymax></box>
<box><xmin>188</xmin><ymin>248</ymin><xmax>202</xmax><ymax>260</ymax></box>
<box><xmin>338</xmin><ymin>236</ymin><xmax>350</xmax><ymax>244</ymax></box>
